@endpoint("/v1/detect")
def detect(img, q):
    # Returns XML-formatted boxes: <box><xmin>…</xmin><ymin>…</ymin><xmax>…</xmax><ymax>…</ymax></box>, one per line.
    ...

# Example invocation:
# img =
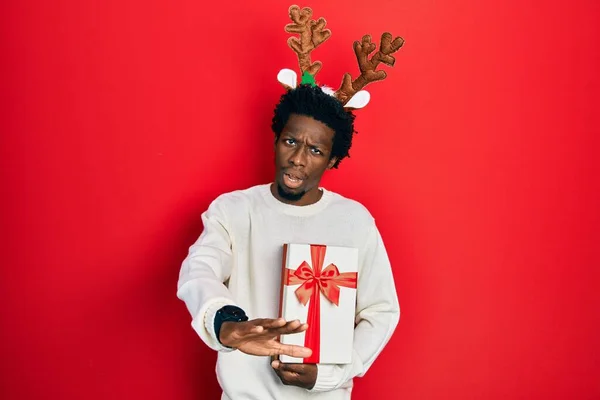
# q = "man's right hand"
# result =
<box><xmin>219</xmin><ymin>318</ymin><xmax>312</xmax><ymax>359</ymax></box>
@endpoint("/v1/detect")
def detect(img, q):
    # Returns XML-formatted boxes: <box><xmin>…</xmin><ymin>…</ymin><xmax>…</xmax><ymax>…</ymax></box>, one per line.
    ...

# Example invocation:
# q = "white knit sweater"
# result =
<box><xmin>177</xmin><ymin>184</ymin><xmax>400</xmax><ymax>399</ymax></box>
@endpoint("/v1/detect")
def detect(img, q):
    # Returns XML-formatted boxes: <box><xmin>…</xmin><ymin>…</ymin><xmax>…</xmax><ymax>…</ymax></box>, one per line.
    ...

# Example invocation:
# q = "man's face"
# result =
<box><xmin>273</xmin><ymin>114</ymin><xmax>337</xmax><ymax>206</ymax></box>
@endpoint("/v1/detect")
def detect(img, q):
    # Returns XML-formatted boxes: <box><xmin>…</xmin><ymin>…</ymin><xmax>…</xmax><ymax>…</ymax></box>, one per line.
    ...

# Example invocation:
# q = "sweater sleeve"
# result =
<box><xmin>176</xmin><ymin>196</ymin><xmax>239</xmax><ymax>352</ymax></box>
<box><xmin>311</xmin><ymin>222</ymin><xmax>400</xmax><ymax>392</ymax></box>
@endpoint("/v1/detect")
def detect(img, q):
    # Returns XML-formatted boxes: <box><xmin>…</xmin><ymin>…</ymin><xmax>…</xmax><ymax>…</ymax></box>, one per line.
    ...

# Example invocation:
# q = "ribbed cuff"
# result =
<box><xmin>311</xmin><ymin>364</ymin><xmax>344</xmax><ymax>392</ymax></box>
<box><xmin>310</xmin><ymin>352</ymin><xmax>364</xmax><ymax>392</ymax></box>
<box><xmin>191</xmin><ymin>298</ymin><xmax>237</xmax><ymax>352</ymax></box>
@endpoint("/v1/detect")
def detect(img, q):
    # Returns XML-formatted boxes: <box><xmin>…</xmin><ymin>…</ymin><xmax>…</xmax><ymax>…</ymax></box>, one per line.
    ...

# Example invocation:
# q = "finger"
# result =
<box><xmin>273</xmin><ymin>321</ymin><xmax>308</xmax><ymax>335</ymax></box>
<box><xmin>292</xmin><ymin>322</ymin><xmax>309</xmax><ymax>332</ymax></box>
<box><xmin>271</xmin><ymin>361</ymin><xmax>290</xmax><ymax>382</ymax></box>
<box><xmin>273</xmin><ymin>343</ymin><xmax>312</xmax><ymax>358</ymax></box>
<box><xmin>277</xmin><ymin>369</ymin><xmax>299</xmax><ymax>385</ymax></box>
<box><xmin>243</xmin><ymin>320</ymin><xmax>288</xmax><ymax>336</ymax></box>
<box><xmin>278</xmin><ymin>362</ymin><xmax>308</xmax><ymax>374</ymax></box>
<box><xmin>272</xmin><ymin>366</ymin><xmax>287</xmax><ymax>384</ymax></box>
<box><xmin>245</xmin><ymin>319</ymin><xmax>291</xmax><ymax>337</ymax></box>
<box><xmin>282</xmin><ymin>319</ymin><xmax>302</xmax><ymax>331</ymax></box>
<box><xmin>248</xmin><ymin>321</ymin><xmax>306</xmax><ymax>341</ymax></box>
<box><xmin>258</xmin><ymin>318</ymin><xmax>287</xmax><ymax>329</ymax></box>
<box><xmin>270</xmin><ymin>320</ymin><xmax>300</xmax><ymax>333</ymax></box>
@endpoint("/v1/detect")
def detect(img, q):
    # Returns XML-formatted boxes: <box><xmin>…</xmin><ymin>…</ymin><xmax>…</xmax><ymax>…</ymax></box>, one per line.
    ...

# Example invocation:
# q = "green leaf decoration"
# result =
<box><xmin>300</xmin><ymin>71</ymin><xmax>317</xmax><ymax>86</ymax></box>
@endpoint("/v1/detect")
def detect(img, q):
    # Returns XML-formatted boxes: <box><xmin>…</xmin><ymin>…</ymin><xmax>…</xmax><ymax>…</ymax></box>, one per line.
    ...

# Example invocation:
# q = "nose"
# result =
<box><xmin>288</xmin><ymin>146</ymin><xmax>306</xmax><ymax>167</ymax></box>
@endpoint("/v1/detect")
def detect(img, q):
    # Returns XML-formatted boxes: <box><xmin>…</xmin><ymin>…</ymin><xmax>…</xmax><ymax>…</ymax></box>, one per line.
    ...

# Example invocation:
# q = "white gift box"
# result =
<box><xmin>277</xmin><ymin>243</ymin><xmax>358</xmax><ymax>364</ymax></box>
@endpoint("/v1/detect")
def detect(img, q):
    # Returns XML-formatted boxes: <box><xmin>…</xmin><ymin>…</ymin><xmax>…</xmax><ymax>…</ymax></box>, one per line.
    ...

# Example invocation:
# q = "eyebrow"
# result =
<box><xmin>283</xmin><ymin>132</ymin><xmax>327</xmax><ymax>147</ymax></box>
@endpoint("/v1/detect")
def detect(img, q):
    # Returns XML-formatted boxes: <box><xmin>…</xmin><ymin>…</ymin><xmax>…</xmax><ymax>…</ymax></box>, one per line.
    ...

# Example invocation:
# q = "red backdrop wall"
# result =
<box><xmin>1</xmin><ymin>1</ymin><xmax>599</xmax><ymax>399</ymax></box>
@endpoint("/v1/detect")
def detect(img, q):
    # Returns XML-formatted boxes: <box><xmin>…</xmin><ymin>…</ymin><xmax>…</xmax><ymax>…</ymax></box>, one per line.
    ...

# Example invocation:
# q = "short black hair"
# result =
<box><xmin>271</xmin><ymin>84</ymin><xmax>356</xmax><ymax>169</ymax></box>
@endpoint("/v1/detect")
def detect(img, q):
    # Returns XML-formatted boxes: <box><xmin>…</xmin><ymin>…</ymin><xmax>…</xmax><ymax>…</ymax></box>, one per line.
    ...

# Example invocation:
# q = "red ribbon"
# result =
<box><xmin>284</xmin><ymin>245</ymin><xmax>358</xmax><ymax>363</ymax></box>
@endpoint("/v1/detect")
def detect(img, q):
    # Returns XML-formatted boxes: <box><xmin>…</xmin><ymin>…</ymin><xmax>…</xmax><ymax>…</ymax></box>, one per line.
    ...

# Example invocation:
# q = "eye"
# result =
<box><xmin>310</xmin><ymin>147</ymin><xmax>323</xmax><ymax>155</ymax></box>
<box><xmin>284</xmin><ymin>138</ymin><xmax>296</xmax><ymax>146</ymax></box>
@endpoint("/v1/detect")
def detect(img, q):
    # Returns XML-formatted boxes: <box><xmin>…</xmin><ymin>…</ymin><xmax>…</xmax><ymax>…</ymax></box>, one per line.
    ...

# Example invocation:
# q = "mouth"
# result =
<box><xmin>282</xmin><ymin>172</ymin><xmax>305</xmax><ymax>189</ymax></box>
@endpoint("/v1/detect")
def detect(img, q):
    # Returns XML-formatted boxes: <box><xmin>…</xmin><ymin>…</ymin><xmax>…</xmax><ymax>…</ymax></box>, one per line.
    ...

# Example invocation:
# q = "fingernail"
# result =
<box><xmin>271</xmin><ymin>360</ymin><xmax>279</xmax><ymax>368</ymax></box>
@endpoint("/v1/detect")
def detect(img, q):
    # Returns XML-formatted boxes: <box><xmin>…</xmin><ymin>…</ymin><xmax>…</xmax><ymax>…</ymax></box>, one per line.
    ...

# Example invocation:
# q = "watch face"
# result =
<box><xmin>222</xmin><ymin>306</ymin><xmax>238</xmax><ymax>316</ymax></box>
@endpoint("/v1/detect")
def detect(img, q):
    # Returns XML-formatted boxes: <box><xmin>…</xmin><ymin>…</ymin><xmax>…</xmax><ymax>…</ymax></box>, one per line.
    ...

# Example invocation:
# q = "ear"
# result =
<box><xmin>344</xmin><ymin>90</ymin><xmax>370</xmax><ymax>109</ymax></box>
<box><xmin>327</xmin><ymin>156</ymin><xmax>338</xmax><ymax>169</ymax></box>
<box><xmin>277</xmin><ymin>68</ymin><xmax>298</xmax><ymax>90</ymax></box>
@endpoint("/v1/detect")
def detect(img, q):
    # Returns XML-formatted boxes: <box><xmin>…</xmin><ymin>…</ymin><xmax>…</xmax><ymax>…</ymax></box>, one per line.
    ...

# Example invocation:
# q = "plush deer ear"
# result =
<box><xmin>344</xmin><ymin>90</ymin><xmax>370</xmax><ymax>109</ymax></box>
<box><xmin>277</xmin><ymin>68</ymin><xmax>298</xmax><ymax>90</ymax></box>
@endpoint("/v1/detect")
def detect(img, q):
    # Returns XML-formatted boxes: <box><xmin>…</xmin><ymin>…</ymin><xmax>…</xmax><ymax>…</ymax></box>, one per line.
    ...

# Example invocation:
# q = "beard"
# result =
<box><xmin>277</xmin><ymin>182</ymin><xmax>306</xmax><ymax>202</ymax></box>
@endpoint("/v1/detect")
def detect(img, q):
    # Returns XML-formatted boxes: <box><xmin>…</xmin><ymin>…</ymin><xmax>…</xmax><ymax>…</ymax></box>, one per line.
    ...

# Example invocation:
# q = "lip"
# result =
<box><xmin>283</xmin><ymin>170</ymin><xmax>306</xmax><ymax>181</ymax></box>
<box><xmin>282</xmin><ymin>171</ymin><xmax>305</xmax><ymax>189</ymax></box>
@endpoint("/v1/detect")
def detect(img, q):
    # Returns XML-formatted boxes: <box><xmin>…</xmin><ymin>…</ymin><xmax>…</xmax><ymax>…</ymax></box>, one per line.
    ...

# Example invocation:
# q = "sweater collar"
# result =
<box><xmin>260</xmin><ymin>183</ymin><xmax>333</xmax><ymax>217</ymax></box>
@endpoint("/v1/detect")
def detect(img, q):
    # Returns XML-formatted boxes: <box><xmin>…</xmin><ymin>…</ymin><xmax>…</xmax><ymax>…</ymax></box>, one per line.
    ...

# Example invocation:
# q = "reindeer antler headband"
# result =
<box><xmin>277</xmin><ymin>5</ymin><xmax>404</xmax><ymax>109</ymax></box>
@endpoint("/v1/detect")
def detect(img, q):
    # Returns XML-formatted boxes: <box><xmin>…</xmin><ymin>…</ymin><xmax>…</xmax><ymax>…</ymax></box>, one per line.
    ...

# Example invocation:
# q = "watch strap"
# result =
<box><xmin>214</xmin><ymin>305</ymin><xmax>248</xmax><ymax>345</ymax></box>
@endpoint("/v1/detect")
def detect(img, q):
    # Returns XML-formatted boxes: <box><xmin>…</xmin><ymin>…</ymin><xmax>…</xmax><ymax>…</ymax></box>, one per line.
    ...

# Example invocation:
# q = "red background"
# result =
<box><xmin>1</xmin><ymin>1</ymin><xmax>599</xmax><ymax>399</ymax></box>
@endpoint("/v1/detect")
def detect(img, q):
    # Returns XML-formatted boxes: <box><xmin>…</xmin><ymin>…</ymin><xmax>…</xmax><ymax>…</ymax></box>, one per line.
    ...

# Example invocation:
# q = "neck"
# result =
<box><xmin>270</xmin><ymin>183</ymin><xmax>323</xmax><ymax>206</ymax></box>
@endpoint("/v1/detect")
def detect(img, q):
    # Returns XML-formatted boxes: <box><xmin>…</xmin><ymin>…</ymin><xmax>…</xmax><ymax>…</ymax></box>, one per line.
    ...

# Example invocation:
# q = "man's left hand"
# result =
<box><xmin>271</xmin><ymin>360</ymin><xmax>317</xmax><ymax>389</ymax></box>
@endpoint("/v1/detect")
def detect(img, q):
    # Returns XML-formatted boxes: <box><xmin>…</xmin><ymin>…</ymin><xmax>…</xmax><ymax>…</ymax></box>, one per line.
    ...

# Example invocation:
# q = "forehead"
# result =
<box><xmin>283</xmin><ymin>114</ymin><xmax>335</xmax><ymax>144</ymax></box>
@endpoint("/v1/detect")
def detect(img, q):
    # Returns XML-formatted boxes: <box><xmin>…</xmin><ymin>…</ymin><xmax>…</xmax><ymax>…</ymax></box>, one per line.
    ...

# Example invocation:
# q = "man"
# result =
<box><xmin>177</xmin><ymin>83</ymin><xmax>400</xmax><ymax>399</ymax></box>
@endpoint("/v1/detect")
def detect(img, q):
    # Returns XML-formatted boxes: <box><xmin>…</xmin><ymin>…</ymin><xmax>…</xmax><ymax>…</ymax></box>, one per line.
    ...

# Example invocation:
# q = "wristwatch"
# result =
<box><xmin>214</xmin><ymin>305</ymin><xmax>249</xmax><ymax>344</ymax></box>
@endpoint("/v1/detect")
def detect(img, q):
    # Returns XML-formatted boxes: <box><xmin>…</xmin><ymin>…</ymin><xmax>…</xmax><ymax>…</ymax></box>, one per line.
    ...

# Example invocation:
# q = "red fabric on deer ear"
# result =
<box><xmin>285</xmin><ymin>5</ymin><xmax>331</xmax><ymax>78</ymax></box>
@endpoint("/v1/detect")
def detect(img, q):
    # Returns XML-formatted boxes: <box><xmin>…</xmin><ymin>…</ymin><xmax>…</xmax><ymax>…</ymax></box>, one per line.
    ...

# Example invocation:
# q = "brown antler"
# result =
<box><xmin>335</xmin><ymin>33</ymin><xmax>404</xmax><ymax>104</ymax></box>
<box><xmin>285</xmin><ymin>5</ymin><xmax>331</xmax><ymax>76</ymax></box>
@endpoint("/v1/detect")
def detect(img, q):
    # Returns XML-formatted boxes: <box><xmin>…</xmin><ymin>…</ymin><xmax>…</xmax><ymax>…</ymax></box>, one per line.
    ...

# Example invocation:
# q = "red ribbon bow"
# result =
<box><xmin>283</xmin><ymin>244</ymin><xmax>358</xmax><ymax>363</ymax></box>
